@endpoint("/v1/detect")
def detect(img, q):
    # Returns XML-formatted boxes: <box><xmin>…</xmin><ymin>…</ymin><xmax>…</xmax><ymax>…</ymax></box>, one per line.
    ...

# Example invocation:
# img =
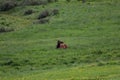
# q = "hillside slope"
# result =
<box><xmin>0</xmin><ymin>0</ymin><xmax>120</xmax><ymax>80</ymax></box>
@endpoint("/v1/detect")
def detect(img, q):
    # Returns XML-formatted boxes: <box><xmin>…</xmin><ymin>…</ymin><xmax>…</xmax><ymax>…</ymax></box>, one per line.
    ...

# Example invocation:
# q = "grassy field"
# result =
<box><xmin>0</xmin><ymin>0</ymin><xmax>120</xmax><ymax>80</ymax></box>
<box><xmin>1</xmin><ymin>65</ymin><xmax>120</xmax><ymax>80</ymax></box>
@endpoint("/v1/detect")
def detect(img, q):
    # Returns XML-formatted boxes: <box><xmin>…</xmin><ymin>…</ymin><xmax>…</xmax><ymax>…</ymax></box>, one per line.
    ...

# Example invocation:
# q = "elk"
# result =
<box><xmin>56</xmin><ymin>40</ymin><xmax>67</xmax><ymax>49</ymax></box>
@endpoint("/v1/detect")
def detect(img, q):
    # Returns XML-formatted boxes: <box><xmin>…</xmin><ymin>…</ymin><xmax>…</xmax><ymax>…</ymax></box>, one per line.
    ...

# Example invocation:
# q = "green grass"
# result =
<box><xmin>1</xmin><ymin>65</ymin><xmax>120</xmax><ymax>80</ymax></box>
<box><xmin>0</xmin><ymin>0</ymin><xmax>120</xmax><ymax>80</ymax></box>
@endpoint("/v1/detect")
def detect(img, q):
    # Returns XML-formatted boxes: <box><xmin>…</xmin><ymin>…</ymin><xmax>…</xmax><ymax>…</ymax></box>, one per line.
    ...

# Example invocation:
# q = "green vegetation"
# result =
<box><xmin>1</xmin><ymin>65</ymin><xmax>120</xmax><ymax>80</ymax></box>
<box><xmin>0</xmin><ymin>0</ymin><xmax>120</xmax><ymax>80</ymax></box>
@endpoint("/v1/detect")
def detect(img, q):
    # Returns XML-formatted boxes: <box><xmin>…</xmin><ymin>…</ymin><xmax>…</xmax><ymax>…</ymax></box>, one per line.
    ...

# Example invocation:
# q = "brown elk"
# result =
<box><xmin>56</xmin><ymin>40</ymin><xmax>67</xmax><ymax>49</ymax></box>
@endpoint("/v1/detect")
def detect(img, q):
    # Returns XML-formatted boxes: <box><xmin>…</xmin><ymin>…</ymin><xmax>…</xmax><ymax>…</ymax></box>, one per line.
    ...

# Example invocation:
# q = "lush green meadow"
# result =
<box><xmin>0</xmin><ymin>0</ymin><xmax>120</xmax><ymax>80</ymax></box>
<box><xmin>1</xmin><ymin>65</ymin><xmax>120</xmax><ymax>80</ymax></box>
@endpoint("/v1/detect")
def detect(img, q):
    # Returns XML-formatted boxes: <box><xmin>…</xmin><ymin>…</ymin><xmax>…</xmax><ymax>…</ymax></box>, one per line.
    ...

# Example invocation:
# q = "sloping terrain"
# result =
<box><xmin>0</xmin><ymin>0</ymin><xmax>120</xmax><ymax>80</ymax></box>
